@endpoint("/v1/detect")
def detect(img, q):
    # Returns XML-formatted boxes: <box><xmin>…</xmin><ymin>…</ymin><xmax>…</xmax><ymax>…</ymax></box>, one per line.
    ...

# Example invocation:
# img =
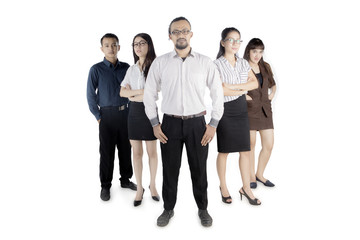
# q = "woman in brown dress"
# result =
<box><xmin>243</xmin><ymin>38</ymin><xmax>276</xmax><ymax>188</ymax></box>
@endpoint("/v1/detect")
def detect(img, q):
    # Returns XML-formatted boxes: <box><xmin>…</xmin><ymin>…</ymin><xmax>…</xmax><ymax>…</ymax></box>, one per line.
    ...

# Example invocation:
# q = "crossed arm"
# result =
<box><xmin>222</xmin><ymin>70</ymin><xmax>259</xmax><ymax>96</ymax></box>
<box><xmin>120</xmin><ymin>84</ymin><xmax>144</xmax><ymax>102</ymax></box>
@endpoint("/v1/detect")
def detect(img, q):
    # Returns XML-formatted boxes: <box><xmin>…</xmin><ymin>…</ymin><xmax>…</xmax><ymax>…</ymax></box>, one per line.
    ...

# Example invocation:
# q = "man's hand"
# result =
<box><xmin>98</xmin><ymin>119</ymin><xmax>101</xmax><ymax>124</ymax></box>
<box><xmin>153</xmin><ymin>124</ymin><xmax>168</xmax><ymax>144</ymax></box>
<box><xmin>201</xmin><ymin>124</ymin><xmax>216</xmax><ymax>146</ymax></box>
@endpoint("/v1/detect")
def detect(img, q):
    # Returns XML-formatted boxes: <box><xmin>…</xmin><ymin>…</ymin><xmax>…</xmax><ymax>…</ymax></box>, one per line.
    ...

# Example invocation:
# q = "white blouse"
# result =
<box><xmin>214</xmin><ymin>55</ymin><xmax>251</xmax><ymax>102</ymax></box>
<box><xmin>121</xmin><ymin>61</ymin><xmax>145</xmax><ymax>90</ymax></box>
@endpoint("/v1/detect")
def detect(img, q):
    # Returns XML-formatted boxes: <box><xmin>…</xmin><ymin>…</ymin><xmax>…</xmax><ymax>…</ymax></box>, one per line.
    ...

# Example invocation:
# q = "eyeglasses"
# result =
<box><xmin>132</xmin><ymin>41</ymin><xmax>147</xmax><ymax>48</ymax></box>
<box><xmin>171</xmin><ymin>29</ymin><xmax>192</xmax><ymax>36</ymax></box>
<box><xmin>224</xmin><ymin>38</ymin><xmax>243</xmax><ymax>45</ymax></box>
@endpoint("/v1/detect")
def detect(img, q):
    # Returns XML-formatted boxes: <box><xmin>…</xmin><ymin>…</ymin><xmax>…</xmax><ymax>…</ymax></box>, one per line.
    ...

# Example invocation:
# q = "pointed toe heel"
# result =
<box><xmin>133</xmin><ymin>188</ymin><xmax>145</xmax><ymax>207</ymax></box>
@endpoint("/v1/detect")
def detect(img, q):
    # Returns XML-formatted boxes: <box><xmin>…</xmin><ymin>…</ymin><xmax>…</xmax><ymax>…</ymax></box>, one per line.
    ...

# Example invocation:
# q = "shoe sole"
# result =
<box><xmin>201</xmin><ymin>221</ymin><xmax>212</xmax><ymax>227</ymax></box>
<box><xmin>100</xmin><ymin>196</ymin><xmax>110</xmax><ymax>201</ymax></box>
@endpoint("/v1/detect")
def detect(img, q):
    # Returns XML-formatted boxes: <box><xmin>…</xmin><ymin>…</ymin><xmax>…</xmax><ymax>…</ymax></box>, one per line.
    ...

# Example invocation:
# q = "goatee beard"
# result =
<box><xmin>175</xmin><ymin>39</ymin><xmax>188</xmax><ymax>50</ymax></box>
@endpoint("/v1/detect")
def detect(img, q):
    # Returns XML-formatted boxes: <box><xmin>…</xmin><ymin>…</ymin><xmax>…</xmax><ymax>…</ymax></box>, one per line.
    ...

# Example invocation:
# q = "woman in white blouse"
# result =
<box><xmin>120</xmin><ymin>33</ymin><xmax>159</xmax><ymax>206</ymax></box>
<box><xmin>214</xmin><ymin>27</ymin><xmax>260</xmax><ymax>205</ymax></box>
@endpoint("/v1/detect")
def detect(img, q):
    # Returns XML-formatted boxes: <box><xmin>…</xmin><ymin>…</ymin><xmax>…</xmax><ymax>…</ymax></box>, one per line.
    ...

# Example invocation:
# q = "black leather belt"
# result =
<box><xmin>165</xmin><ymin>111</ymin><xmax>206</xmax><ymax>120</ymax></box>
<box><xmin>101</xmin><ymin>105</ymin><xmax>127</xmax><ymax>111</ymax></box>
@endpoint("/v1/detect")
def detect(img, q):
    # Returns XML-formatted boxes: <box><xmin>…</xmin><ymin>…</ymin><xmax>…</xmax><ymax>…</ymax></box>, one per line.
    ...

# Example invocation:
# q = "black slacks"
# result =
<box><xmin>160</xmin><ymin>114</ymin><xmax>208</xmax><ymax>210</ymax></box>
<box><xmin>99</xmin><ymin>106</ymin><xmax>132</xmax><ymax>189</ymax></box>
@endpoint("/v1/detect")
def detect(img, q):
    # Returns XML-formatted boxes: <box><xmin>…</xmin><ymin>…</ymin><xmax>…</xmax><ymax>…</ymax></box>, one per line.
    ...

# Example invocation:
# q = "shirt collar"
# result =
<box><xmin>103</xmin><ymin>57</ymin><xmax>119</xmax><ymax>68</ymax></box>
<box><xmin>171</xmin><ymin>48</ymin><xmax>195</xmax><ymax>58</ymax></box>
<box><xmin>220</xmin><ymin>54</ymin><xmax>241</xmax><ymax>63</ymax></box>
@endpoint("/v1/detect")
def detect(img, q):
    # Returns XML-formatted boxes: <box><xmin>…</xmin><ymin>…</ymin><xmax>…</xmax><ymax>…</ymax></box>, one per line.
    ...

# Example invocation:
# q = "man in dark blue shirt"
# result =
<box><xmin>87</xmin><ymin>33</ymin><xmax>136</xmax><ymax>201</ymax></box>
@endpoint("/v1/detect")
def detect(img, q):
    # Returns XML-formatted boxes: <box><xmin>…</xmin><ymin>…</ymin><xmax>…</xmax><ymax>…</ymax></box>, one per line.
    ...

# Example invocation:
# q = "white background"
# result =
<box><xmin>1</xmin><ymin>0</ymin><xmax>359</xmax><ymax>239</ymax></box>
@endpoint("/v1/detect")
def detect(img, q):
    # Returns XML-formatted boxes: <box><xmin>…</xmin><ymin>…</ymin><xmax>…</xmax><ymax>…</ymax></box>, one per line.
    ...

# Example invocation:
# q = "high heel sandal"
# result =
<box><xmin>149</xmin><ymin>185</ymin><xmax>160</xmax><ymax>201</ymax></box>
<box><xmin>239</xmin><ymin>187</ymin><xmax>261</xmax><ymax>206</ymax></box>
<box><xmin>134</xmin><ymin>188</ymin><xmax>145</xmax><ymax>207</ymax></box>
<box><xmin>219</xmin><ymin>187</ymin><xmax>232</xmax><ymax>204</ymax></box>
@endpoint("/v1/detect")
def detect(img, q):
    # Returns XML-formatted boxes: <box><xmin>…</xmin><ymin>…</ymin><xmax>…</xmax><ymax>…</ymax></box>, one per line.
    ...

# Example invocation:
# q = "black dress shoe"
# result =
<box><xmin>157</xmin><ymin>210</ymin><xmax>174</xmax><ymax>227</ymax></box>
<box><xmin>198</xmin><ymin>209</ymin><xmax>213</xmax><ymax>227</ymax></box>
<box><xmin>250</xmin><ymin>182</ymin><xmax>257</xmax><ymax>189</ymax></box>
<box><xmin>256</xmin><ymin>177</ymin><xmax>275</xmax><ymax>187</ymax></box>
<box><xmin>121</xmin><ymin>181</ymin><xmax>137</xmax><ymax>191</ymax></box>
<box><xmin>100</xmin><ymin>188</ymin><xmax>110</xmax><ymax>201</ymax></box>
<box><xmin>134</xmin><ymin>188</ymin><xmax>145</xmax><ymax>207</ymax></box>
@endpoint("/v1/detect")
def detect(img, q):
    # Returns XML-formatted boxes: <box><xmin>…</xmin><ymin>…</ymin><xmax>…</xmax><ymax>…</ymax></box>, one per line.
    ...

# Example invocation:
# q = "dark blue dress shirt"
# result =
<box><xmin>87</xmin><ymin>58</ymin><xmax>130</xmax><ymax>120</ymax></box>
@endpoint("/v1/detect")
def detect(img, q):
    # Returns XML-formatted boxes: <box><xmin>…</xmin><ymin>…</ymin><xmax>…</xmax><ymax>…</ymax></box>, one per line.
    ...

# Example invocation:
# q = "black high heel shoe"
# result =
<box><xmin>149</xmin><ymin>186</ymin><xmax>160</xmax><ymax>201</ymax></box>
<box><xmin>256</xmin><ymin>176</ymin><xmax>275</xmax><ymax>187</ymax></box>
<box><xmin>239</xmin><ymin>187</ymin><xmax>261</xmax><ymax>206</ymax></box>
<box><xmin>134</xmin><ymin>188</ymin><xmax>145</xmax><ymax>207</ymax></box>
<box><xmin>219</xmin><ymin>187</ymin><xmax>232</xmax><ymax>204</ymax></box>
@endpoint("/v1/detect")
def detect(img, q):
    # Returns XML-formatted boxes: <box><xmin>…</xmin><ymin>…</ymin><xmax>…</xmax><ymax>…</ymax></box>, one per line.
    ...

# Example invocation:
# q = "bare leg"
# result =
<box><xmin>239</xmin><ymin>151</ymin><xmax>261</xmax><ymax>204</ymax></box>
<box><xmin>130</xmin><ymin>140</ymin><xmax>144</xmax><ymax>201</ymax></box>
<box><xmin>249</xmin><ymin>130</ymin><xmax>257</xmax><ymax>183</ymax></box>
<box><xmin>216</xmin><ymin>152</ymin><xmax>231</xmax><ymax>203</ymax></box>
<box><xmin>145</xmin><ymin>140</ymin><xmax>159</xmax><ymax>197</ymax></box>
<box><xmin>256</xmin><ymin>129</ymin><xmax>274</xmax><ymax>182</ymax></box>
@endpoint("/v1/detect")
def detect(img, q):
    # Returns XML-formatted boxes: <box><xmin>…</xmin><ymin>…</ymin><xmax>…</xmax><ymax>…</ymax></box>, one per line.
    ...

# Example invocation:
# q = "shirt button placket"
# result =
<box><xmin>181</xmin><ymin>59</ymin><xmax>185</xmax><ymax>116</ymax></box>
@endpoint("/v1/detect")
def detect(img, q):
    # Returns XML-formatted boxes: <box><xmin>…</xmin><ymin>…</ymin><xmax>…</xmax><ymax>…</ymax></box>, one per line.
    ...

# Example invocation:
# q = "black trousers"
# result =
<box><xmin>99</xmin><ymin>106</ymin><xmax>132</xmax><ymax>189</ymax></box>
<box><xmin>160</xmin><ymin>114</ymin><xmax>208</xmax><ymax>210</ymax></box>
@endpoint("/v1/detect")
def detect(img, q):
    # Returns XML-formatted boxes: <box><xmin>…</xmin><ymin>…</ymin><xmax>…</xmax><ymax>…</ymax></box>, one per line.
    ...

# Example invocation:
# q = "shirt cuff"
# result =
<box><xmin>150</xmin><ymin>116</ymin><xmax>160</xmax><ymax>127</ymax></box>
<box><xmin>95</xmin><ymin>113</ymin><xmax>101</xmax><ymax>121</ymax></box>
<box><xmin>208</xmin><ymin>118</ymin><xmax>219</xmax><ymax>128</ymax></box>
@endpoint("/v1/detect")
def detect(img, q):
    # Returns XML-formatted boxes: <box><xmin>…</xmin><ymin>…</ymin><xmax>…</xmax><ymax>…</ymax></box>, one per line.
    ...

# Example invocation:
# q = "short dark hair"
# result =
<box><xmin>168</xmin><ymin>16</ymin><xmax>191</xmax><ymax>35</ymax></box>
<box><xmin>100</xmin><ymin>33</ymin><xmax>119</xmax><ymax>45</ymax></box>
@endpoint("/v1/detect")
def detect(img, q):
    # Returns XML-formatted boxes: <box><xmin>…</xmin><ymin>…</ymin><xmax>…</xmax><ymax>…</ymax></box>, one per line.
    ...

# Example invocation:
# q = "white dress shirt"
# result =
<box><xmin>143</xmin><ymin>50</ymin><xmax>224</xmax><ymax>128</ymax></box>
<box><xmin>120</xmin><ymin>61</ymin><xmax>145</xmax><ymax>90</ymax></box>
<box><xmin>214</xmin><ymin>55</ymin><xmax>251</xmax><ymax>102</ymax></box>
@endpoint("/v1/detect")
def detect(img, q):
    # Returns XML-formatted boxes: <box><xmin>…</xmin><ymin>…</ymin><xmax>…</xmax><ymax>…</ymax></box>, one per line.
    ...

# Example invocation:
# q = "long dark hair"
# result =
<box><xmin>132</xmin><ymin>33</ymin><xmax>156</xmax><ymax>80</ymax></box>
<box><xmin>216</xmin><ymin>27</ymin><xmax>241</xmax><ymax>59</ymax></box>
<box><xmin>243</xmin><ymin>38</ymin><xmax>270</xmax><ymax>79</ymax></box>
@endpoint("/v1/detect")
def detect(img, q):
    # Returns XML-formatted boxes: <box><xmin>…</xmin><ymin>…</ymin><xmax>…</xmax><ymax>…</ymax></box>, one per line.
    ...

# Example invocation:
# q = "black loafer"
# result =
<box><xmin>157</xmin><ymin>210</ymin><xmax>174</xmax><ymax>227</ymax></box>
<box><xmin>198</xmin><ymin>209</ymin><xmax>213</xmax><ymax>227</ymax></box>
<box><xmin>100</xmin><ymin>188</ymin><xmax>110</xmax><ymax>201</ymax></box>
<box><xmin>250</xmin><ymin>182</ymin><xmax>257</xmax><ymax>189</ymax></box>
<box><xmin>121</xmin><ymin>181</ymin><xmax>137</xmax><ymax>191</ymax></box>
<box><xmin>256</xmin><ymin>177</ymin><xmax>275</xmax><ymax>187</ymax></box>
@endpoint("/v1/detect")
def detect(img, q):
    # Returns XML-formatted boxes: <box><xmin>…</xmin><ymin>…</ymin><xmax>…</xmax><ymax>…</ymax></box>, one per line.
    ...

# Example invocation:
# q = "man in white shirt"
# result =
<box><xmin>144</xmin><ymin>17</ymin><xmax>224</xmax><ymax>227</ymax></box>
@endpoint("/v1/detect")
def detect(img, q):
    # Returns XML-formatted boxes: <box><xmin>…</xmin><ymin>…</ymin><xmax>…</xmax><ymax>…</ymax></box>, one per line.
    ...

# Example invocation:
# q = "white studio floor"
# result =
<box><xmin>1</xmin><ymin>0</ymin><xmax>359</xmax><ymax>239</ymax></box>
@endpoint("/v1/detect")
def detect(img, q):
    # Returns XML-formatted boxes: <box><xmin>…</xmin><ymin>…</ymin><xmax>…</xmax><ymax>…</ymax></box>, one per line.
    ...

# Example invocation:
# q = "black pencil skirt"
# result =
<box><xmin>217</xmin><ymin>95</ymin><xmax>251</xmax><ymax>153</ymax></box>
<box><xmin>128</xmin><ymin>102</ymin><xmax>156</xmax><ymax>141</ymax></box>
